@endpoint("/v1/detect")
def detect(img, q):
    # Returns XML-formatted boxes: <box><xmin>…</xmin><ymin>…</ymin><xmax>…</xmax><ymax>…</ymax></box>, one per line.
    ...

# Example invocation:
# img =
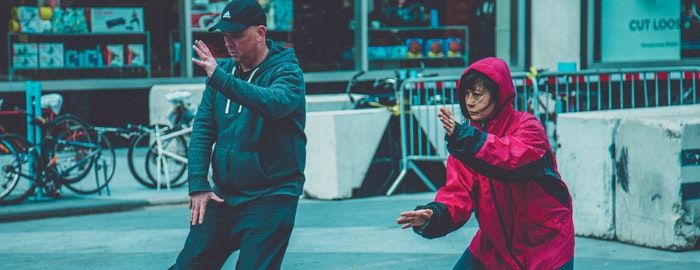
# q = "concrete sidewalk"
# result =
<box><xmin>0</xmin><ymin>148</ymin><xmax>189</xmax><ymax>222</ymax></box>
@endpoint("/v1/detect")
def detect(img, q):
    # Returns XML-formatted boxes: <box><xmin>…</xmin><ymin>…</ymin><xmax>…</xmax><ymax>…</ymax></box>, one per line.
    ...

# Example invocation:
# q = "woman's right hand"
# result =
<box><xmin>396</xmin><ymin>209</ymin><xmax>433</xmax><ymax>229</ymax></box>
<box><xmin>437</xmin><ymin>107</ymin><xmax>456</xmax><ymax>137</ymax></box>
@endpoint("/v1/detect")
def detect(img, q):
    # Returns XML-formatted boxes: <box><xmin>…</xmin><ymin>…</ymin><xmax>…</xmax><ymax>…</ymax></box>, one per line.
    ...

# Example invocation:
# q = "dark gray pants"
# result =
<box><xmin>171</xmin><ymin>195</ymin><xmax>298</xmax><ymax>270</ymax></box>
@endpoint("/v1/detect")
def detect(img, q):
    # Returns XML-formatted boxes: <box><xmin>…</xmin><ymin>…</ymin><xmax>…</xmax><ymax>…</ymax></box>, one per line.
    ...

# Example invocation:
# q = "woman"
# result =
<box><xmin>397</xmin><ymin>57</ymin><xmax>574</xmax><ymax>270</ymax></box>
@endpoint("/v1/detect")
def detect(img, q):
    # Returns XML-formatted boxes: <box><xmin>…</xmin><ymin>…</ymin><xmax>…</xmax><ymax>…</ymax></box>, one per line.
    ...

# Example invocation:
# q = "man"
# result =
<box><xmin>171</xmin><ymin>0</ymin><xmax>306</xmax><ymax>269</ymax></box>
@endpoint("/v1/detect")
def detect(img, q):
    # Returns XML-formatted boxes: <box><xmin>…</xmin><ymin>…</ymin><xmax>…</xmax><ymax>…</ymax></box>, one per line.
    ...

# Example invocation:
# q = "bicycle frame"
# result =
<box><xmin>51</xmin><ymin>139</ymin><xmax>103</xmax><ymax>181</ymax></box>
<box><xmin>8</xmin><ymin>137</ymin><xmax>102</xmax><ymax>189</ymax></box>
<box><xmin>152</xmin><ymin>125</ymin><xmax>191</xmax><ymax>190</ymax></box>
<box><xmin>153</xmin><ymin>126</ymin><xmax>191</xmax><ymax>165</ymax></box>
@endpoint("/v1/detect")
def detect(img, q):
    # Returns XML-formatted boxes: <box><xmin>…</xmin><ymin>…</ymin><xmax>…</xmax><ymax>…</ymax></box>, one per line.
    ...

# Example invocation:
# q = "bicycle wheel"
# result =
<box><xmin>47</xmin><ymin>114</ymin><xmax>95</xmax><ymax>184</ymax></box>
<box><xmin>64</xmin><ymin>132</ymin><xmax>116</xmax><ymax>194</ymax></box>
<box><xmin>0</xmin><ymin>134</ymin><xmax>38</xmax><ymax>205</ymax></box>
<box><xmin>127</xmin><ymin>125</ymin><xmax>169</xmax><ymax>189</ymax></box>
<box><xmin>145</xmin><ymin>133</ymin><xmax>188</xmax><ymax>188</ymax></box>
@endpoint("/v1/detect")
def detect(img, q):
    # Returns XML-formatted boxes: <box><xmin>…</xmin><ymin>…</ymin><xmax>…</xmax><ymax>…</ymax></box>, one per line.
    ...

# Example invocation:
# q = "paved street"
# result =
<box><xmin>0</xmin><ymin>149</ymin><xmax>699</xmax><ymax>269</ymax></box>
<box><xmin>1</xmin><ymin>192</ymin><xmax>699</xmax><ymax>269</ymax></box>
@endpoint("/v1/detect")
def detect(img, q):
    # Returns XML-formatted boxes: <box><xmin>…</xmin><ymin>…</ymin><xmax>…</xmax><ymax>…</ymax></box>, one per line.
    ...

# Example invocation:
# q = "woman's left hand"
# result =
<box><xmin>438</xmin><ymin>107</ymin><xmax>456</xmax><ymax>137</ymax></box>
<box><xmin>396</xmin><ymin>209</ymin><xmax>433</xmax><ymax>229</ymax></box>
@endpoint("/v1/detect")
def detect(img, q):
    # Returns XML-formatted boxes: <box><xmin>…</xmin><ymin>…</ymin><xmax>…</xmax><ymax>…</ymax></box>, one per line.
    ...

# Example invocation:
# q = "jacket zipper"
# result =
<box><xmin>479</xmin><ymin>119</ymin><xmax>524</xmax><ymax>269</ymax></box>
<box><xmin>489</xmin><ymin>179</ymin><xmax>525</xmax><ymax>270</ymax></box>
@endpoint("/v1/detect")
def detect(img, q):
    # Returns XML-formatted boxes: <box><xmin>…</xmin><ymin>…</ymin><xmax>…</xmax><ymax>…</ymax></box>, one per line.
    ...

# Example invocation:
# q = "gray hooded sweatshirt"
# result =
<box><xmin>188</xmin><ymin>40</ymin><xmax>306</xmax><ymax>206</ymax></box>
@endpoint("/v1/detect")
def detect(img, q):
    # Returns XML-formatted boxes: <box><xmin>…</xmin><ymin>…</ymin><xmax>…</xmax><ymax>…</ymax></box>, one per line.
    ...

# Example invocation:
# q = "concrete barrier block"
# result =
<box><xmin>613</xmin><ymin>115</ymin><xmax>700</xmax><ymax>250</ymax></box>
<box><xmin>150</xmin><ymin>84</ymin><xmax>364</xmax><ymax>124</ymax></box>
<box><xmin>306</xmin><ymin>94</ymin><xmax>365</xmax><ymax>112</ymax></box>
<box><xmin>304</xmin><ymin>108</ymin><xmax>391</xmax><ymax>199</ymax></box>
<box><xmin>557</xmin><ymin>115</ymin><xmax>618</xmax><ymax>239</ymax></box>
<box><xmin>149</xmin><ymin>84</ymin><xmax>204</xmax><ymax>125</ymax></box>
<box><xmin>559</xmin><ymin>104</ymin><xmax>700</xmax><ymax>119</ymax></box>
<box><xmin>556</xmin><ymin>104</ymin><xmax>700</xmax><ymax>239</ymax></box>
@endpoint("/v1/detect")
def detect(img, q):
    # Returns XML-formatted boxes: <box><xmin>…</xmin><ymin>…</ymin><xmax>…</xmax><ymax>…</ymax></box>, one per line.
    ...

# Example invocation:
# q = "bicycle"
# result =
<box><xmin>127</xmin><ymin>124</ymin><xmax>189</xmax><ymax>189</ymax></box>
<box><xmin>125</xmin><ymin>90</ymin><xmax>193</xmax><ymax>189</ymax></box>
<box><xmin>1</xmin><ymin>95</ymin><xmax>95</xmax><ymax>184</ymax></box>
<box><xmin>0</xmin><ymin>97</ymin><xmax>115</xmax><ymax>204</ymax></box>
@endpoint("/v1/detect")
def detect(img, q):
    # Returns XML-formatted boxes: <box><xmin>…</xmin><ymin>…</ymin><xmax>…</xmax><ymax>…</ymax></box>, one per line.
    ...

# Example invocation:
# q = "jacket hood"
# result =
<box><xmin>259</xmin><ymin>39</ymin><xmax>299</xmax><ymax>72</ymax></box>
<box><xmin>456</xmin><ymin>57</ymin><xmax>515</xmax><ymax>124</ymax></box>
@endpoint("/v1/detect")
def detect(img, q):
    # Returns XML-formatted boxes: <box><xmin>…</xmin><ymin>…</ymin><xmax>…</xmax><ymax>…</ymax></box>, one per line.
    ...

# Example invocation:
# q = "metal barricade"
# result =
<box><xmin>384</xmin><ymin>67</ymin><xmax>700</xmax><ymax>196</ymax></box>
<box><xmin>512</xmin><ymin>71</ymin><xmax>558</xmax><ymax>146</ymax></box>
<box><xmin>537</xmin><ymin>67</ymin><xmax>699</xmax><ymax>113</ymax></box>
<box><xmin>533</xmin><ymin>67</ymin><xmax>700</xmax><ymax>151</ymax></box>
<box><xmin>385</xmin><ymin>73</ymin><xmax>533</xmax><ymax>195</ymax></box>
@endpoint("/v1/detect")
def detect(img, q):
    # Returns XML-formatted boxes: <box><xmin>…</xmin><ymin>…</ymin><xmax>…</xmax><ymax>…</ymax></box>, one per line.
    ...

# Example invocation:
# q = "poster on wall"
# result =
<box><xmin>191</xmin><ymin>12</ymin><xmax>220</xmax><ymax>30</ymax></box>
<box><xmin>12</xmin><ymin>43</ymin><xmax>38</xmax><ymax>68</ymax></box>
<box><xmin>91</xmin><ymin>8</ymin><xmax>144</xmax><ymax>33</ymax></box>
<box><xmin>682</xmin><ymin>0</ymin><xmax>700</xmax><ymax>56</ymax></box>
<box><xmin>262</xmin><ymin>0</ymin><xmax>293</xmax><ymax>31</ymax></box>
<box><xmin>39</xmin><ymin>43</ymin><xmax>64</xmax><ymax>68</ymax></box>
<box><xmin>102</xmin><ymin>44</ymin><xmax>125</xmax><ymax>66</ymax></box>
<box><xmin>601</xmin><ymin>0</ymin><xmax>681</xmax><ymax>62</ymax></box>
<box><xmin>191</xmin><ymin>0</ymin><xmax>227</xmax><ymax>31</ymax></box>
<box><xmin>126</xmin><ymin>44</ymin><xmax>145</xmax><ymax>66</ymax></box>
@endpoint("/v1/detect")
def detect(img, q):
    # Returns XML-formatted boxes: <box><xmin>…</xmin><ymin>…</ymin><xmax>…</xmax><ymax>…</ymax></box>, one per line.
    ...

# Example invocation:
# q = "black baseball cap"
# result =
<box><xmin>208</xmin><ymin>0</ymin><xmax>266</xmax><ymax>33</ymax></box>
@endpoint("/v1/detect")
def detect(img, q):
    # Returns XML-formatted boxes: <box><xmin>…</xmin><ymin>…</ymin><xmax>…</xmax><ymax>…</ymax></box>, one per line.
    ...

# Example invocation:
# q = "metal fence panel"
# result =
<box><xmin>386</xmin><ymin>67</ymin><xmax>700</xmax><ymax>196</ymax></box>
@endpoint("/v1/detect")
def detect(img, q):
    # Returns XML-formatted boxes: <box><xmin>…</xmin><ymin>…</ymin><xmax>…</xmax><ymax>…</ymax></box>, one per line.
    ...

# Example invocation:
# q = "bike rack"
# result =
<box><xmin>25</xmin><ymin>81</ymin><xmax>44</xmax><ymax>199</ymax></box>
<box><xmin>25</xmin><ymin>81</ymin><xmax>42</xmax><ymax>152</ymax></box>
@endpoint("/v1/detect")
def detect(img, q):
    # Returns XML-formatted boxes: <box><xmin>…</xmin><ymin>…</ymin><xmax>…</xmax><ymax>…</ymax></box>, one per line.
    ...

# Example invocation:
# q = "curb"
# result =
<box><xmin>0</xmin><ymin>196</ymin><xmax>189</xmax><ymax>223</ymax></box>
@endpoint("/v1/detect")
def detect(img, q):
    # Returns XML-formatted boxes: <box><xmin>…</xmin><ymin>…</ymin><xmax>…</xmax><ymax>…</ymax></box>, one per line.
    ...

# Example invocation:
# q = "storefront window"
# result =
<box><xmin>594</xmin><ymin>0</ymin><xmax>700</xmax><ymax>64</ymax></box>
<box><xmin>1</xmin><ymin>0</ymin><xmax>180</xmax><ymax>81</ymax></box>
<box><xmin>682</xmin><ymin>0</ymin><xmax>700</xmax><ymax>58</ymax></box>
<box><xmin>367</xmin><ymin>0</ymin><xmax>495</xmax><ymax>70</ymax></box>
<box><xmin>179</xmin><ymin>0</ymin><xmax>354</xmax><ymax>75</ymax></box>
<box><xmin>1</xmin><ymin>0</ymin><xmax>502</xmax><ymax>81</ymax></box>
<box><xmin>175</xmin><ymin>0</ymin><xmax>296</xmax><ymax>77</ymax></box>
<box><xmin>293</xmin><ymin>0</ymin><xmax>355</xmax><ymax>72</ymax></box>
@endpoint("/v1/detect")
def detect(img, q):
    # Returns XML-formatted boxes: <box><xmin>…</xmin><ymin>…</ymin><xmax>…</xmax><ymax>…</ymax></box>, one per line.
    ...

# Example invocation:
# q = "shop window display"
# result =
<box><xmin>1</xmin><ymin>0</ymin><xmax>184</xmax><ymax>81</ymax></box>
<box><xmin>594</xmin><ymin>0</ymin><xmax>700</xmax><ymax>63</ymax></box>
<box><xmin>682</xmin><ymin>0</ymin><xmax>700</xmax><ymax>58</ymax></box>
<box><xmin>367</xmin><ymin>0</ymin><xmax>494</xmax><ymax>70</ymax></box>
<box><xmin>172</xmin><ymin>0</ymin><xmax>297</xmax><ymax>76</ymax></box>
<box><xmin>1</xmin><ymin>0</ymin><xmax>172</xmax><ymax>81</ymax></box>
<box><xmin>292</xmin><ymin>0</ymin><xmax>355</xmax><ymax>71</ymax></box>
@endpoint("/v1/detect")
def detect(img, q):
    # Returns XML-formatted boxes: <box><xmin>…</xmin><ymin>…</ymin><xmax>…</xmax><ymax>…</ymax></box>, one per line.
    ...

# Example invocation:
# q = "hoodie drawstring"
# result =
<box><xmin>225</xmin><ymin>66</ymin><xmax>260</xmax><ymax>114</ymax></box>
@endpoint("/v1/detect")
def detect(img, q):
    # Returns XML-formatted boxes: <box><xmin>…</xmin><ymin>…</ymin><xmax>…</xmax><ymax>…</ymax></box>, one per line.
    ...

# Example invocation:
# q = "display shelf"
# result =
<box><xmin>7</xmin><ymin>32</ymin><xmax>151</xmax><ymax>81</ymax></box>
<box><xmin>369</xmin><ymin>26</ymin><xmax>471</xmax><ymax>32</ymax></box>
<box><xmin>12</xmin><ymin>65</ymin><xmax>147</xmax><ymax>70</ymax></box>
<box><xmin>368</xmin><ymin>26</ymin><xmax>468</xmax><ymax>70</ymax></box>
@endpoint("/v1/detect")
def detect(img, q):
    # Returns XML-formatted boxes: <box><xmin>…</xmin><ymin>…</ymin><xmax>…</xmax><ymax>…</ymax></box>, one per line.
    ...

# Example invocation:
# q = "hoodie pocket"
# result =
<box><xmin>226</xmin><ymin>150</ymin><xmax>274</xmax><ymax>191</ymax></box>
<box><xmin>211</xmin><ymin>145</ymin><xmax>230</xmax><ymax>190</ymax></box>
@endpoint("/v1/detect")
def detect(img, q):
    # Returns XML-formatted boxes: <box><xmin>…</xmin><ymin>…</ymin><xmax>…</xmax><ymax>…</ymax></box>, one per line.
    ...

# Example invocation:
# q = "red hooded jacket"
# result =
<box><xmin>414</xmin><ymin>58</ymin><xmax>575</xmax><ymax>269</ymax></box>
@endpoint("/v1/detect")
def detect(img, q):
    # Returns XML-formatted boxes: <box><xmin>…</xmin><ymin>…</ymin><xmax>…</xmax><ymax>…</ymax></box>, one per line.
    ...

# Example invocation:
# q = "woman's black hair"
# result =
<box><xmin>457</xmin><ymin>69</ymin><xmax>500</xmax><ymax>119</ymax></box>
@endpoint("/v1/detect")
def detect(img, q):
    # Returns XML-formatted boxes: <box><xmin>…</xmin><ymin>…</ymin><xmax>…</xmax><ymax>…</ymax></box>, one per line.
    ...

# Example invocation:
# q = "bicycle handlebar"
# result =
<box><xmin>346</xmin><ymin>71</ymin><xmax>366</xmax><ymax>104</ymax></box>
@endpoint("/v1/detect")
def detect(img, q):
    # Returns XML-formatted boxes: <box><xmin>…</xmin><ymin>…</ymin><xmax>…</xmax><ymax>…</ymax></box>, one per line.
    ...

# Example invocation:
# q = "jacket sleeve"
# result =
<box><xmin>414</xmin><ymin>156</ymin><xmax>476</xmax><ymax>239</ymax></box>
<box><xmin>445</xmin><ymin>118</ymin><xmax>551</xmax><ymax>182</ymax></box>
<box><xmin>206</xmin><ymin>65</ymin><xmax>304</xmax><ymax>119</ymax></box>
<box><xmin>187</xmin><ymin>87</ymin><xmax>216</xmax><ymax>195</ymax></box>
